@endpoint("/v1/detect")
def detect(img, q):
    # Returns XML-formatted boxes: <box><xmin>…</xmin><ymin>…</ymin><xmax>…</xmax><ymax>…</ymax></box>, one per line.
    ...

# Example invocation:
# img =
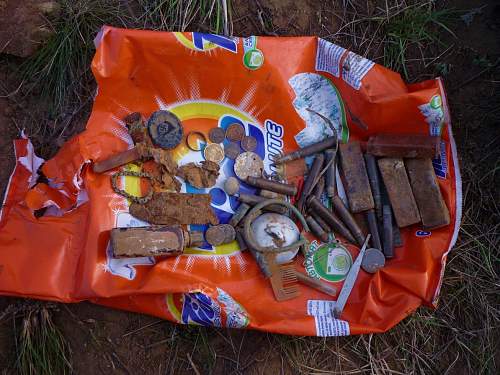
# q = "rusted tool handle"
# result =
<box><xmin>295</xmin><ymin>271</ymin><xmax>337</xmax><ymax>296</ymax></box>
<box><xmin>93</xmin><ymin>148</ymin><xmax>140</xmax><ymax>173</ymax></box>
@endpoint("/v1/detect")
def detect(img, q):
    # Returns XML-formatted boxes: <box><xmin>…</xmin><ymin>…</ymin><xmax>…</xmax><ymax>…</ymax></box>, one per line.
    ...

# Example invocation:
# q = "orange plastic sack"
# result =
<box><xmin>0</xmin><ymin>27</ymin><xmax>461</xmax><ymax>336</ymax></box>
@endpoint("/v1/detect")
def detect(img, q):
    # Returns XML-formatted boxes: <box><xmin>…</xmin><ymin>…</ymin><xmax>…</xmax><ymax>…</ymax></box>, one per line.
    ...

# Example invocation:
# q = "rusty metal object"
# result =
<box><xmin>224</xmin><ymin>176</ymin><xmax>240</xmax><ymax>195</ymax></box>
<box><xmin>307</xmin><ymin>196</ymin><xmax>356</xmax><ymax>245</ymax></box>
<box><xmin>246</xmin><ymin>176</ymin><xmax>297</xmax><ymax>196</ymax></box>
<box><xmin>124</xmin><ymin>112</ymin><xmax>145</xmax><ymax>144</ymax></box>
<box><xmin>147</xmin><ymin>110</ymin><xmax>183</xmax><ymax>149</ymax></box>
<box><xmin>295</xmin><ymin>271</ymin><xmax>337</xmax><ymax>296</ymax></box>
<box><xmin>241</xmin><ymin>135</ymin><xmax>257</xmax><ymax>152</ymax></box>
<box><xmin>378</xmin><ymin>158</ymin><xmax>420</xmax><ymax>228</ymax></box>
<box><xmin>229</xmin><ymin>203</ymin><xmax>251</xmax><ymax>227</ymax></box>
<box><xmin>226</xmin><ymin>123</ymin><xmax>245</xmax><ymax>142</ymax></box>
<box><xmin>367</xmin><ymin>134</ymin><xmax>440</xmax><ymax>159</ymax></box>
<box><xmin>297</xmin><ymin>153</ymin><xmax>324</xmax><ymax>212</ymax></box>
<box><xmin>306</xmin><ymin>215</ymin><xmax>329</xmax><ymax>242</ymax></box>
<box><xmin>259</xmin><ymin>189</ymin><xmax>282</xmax><ymax>199</ymax></box>
<box><xmin>186</xmin><ymin>131</ymin><xmax>207</xmax><ymax>151</ymax></box>
<box><xmin>177</xmin><ymin>161</ymin><xmax>219</xmax><ymax>188</ymax></box>
<box><xmin>186</xmin><ymin>230</ymin><xmax>204</xmax><ymax>247</ymax></box>
<box><xmin>382</xmin><ymin>205</ymin><xmax>394</xmax><ymax>258</ymax></box>
<box><xmin>237</xmin><ymin>194</ymin><xmax>288</xmax><ymax>214</ymax></box>
<box><xmin>224</xmin><ymin>142</ymin><xmax>241</xmax><ymax>160</ymax></box>
<box><xmin>331</xmin><ymin>196</ymin><xmax>365</xmax><ymax>246</ymax></box>
<box><xmin>339</xmin><ymin>142</ymin><xmax>374</xmax><ymax>213</ymax></box>
<box><xmin>208</xmin><ymin>127</ymin><xmax>225</xmax><ymax>143</ymax></box>
<box><xmin>364</xmin><ymin>153</ymin><xmax>382</xmax><ymax>219</ymax></box>
<box><xmin>310</xmin><ymin>212</ymin><xmax>331</xmax><ymax>234</ymax></box>
<box><xmin>129</xmin><ymin>192</ymin><xmax>218</xmax><ymax>226</ymax></box>
<box><xmin>111</xmin><ymin>170</ymin><xmax>154</xmax><ymax>204</ymax></box>
<box><xmin>313</xmin><ymin>176</ymin><xmax>325</xmax><ymax>200</ymax></box>
<box><xmin>234</xmin><ymin>152</ymin><xmax>264</xmax><ymax>180</ymax></box>
<box><xmin>324</xmin><ymin>149</ymin><xmax>337</xmax><ymax>197</ymax></box>
<box><xmin>111</xmin><ymin>226</ymin><xmax>187</xmax><ymax>258</ymax></box>
<box><xmin>361</xmin><ymin>248</ymin><xmax>385</xmax><ymax>273</ymax></box>
<box><xmin>273</xmin><ymin>136</ymin><xmax>337</xmax><ymax>164</ymax></box>
<box><xmin>235</xmin><ymin>227</ymin><xmax>248</xmax><ymax>251</ymax></box>
<box><xmin>405</xmin><ymin>158</ymin><xmax>450</xmax><ymax>229</ymax></box>
<box><xmin>393</xmin><ymin>223</ymin><xmax>403</xmax><ymax>247</ymax></box>
<box><xmin>203</xmin><ymin>143</ymin><xmax>225</xmax><ymax>163</ymax></box>
<box><xmin>206</xmin><ymin>224</ymin><xmax>235</xmax><ymax>246</ymax></box>
<box><xmin>366</xmin><ymin>209</ymin><xmax>382</xmax><ymax>251</ymax></box>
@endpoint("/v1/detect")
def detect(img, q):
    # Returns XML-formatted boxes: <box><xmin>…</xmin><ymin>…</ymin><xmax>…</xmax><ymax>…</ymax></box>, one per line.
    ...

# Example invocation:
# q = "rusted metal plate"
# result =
<box><xmin>234</xmin><ymin>152</ymin><xmax>264</xmax><ymax>180</ymax></box>
<box><xmin>129</xmin><ymin>192</ymin><xmax>219</xmax><ymax>225</ymax></box>
<box><xmin>405</xmin><ymin>158</ymin><xmax>450</xmax><ymax>229</ymax></box>
<box><xmin>378</xmin><ymin>158</ymin><xmax>420</xmax><ymax>227</ymax></box>
<box><xmin>111</xmin><ymin>226</ymin><xmax>185</xmax><ymax>258</ymax></box>
<box><xmin>339</xmin><ymin>142</ymin><xmax>374</xmax><ymax>213</ymax></box>
<box><xmin>147</xmin><ymin>110</ymin><xmax>183</xmax><ymax>149</ymax></box>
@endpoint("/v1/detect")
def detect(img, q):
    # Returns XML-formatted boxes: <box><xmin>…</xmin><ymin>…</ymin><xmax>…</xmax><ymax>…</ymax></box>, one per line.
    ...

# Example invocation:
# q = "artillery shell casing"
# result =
<box><xmin>364</xmin><ymin>153</ymin><xmax>382</xmax><ymax>220</ymax></box>
<box><xmin>366</xmin><ymin>209</ymin><xmax>382</xmax><ymax>250</ymax></box>
<box><xmin>306</xmin><ymin>215</ymin><xmax>329</xmax><ymax>242</ymax></box>
<box><xmin>313</xmin><ymin>177</ymin><xmax>325</xmax><ymax>200</ymax></box>
<box><xmin>324</xmin><ymin>149</ymin><xmax>337</xmax><ymax>197</ymax></box>
<box><xmin>237</xmin><ymin>194</ymin><xmax>287</xmax><ymax>214</ymax></box>
<box><xmin>307</xmin><ymin>196</ymin><xmax>357</xmax><ymax>245</ymax></box>
<box><xmin>297</xmin><ymin>153</ymin><xmax>325</xmax><ymax>212</ymax></box>
<box><xmin>259</xmin><ymin>189</ymin><xmax>281</xmax><ymax>199</ymax></box>
<box><xmin>229</xmin><ymin>203</ymin><xmax>251</xmax><ymax>227</ymax></box>
<box><xmin>382</xmin><ymin>205</ymin><xmax>394</xmax><ymax>258</ymax></box>
<box><xmin>331</xmin><ymin>196</ymin><xmax>365</xmax><ymax>246</ymax></box>
<box><xmin>246</xmin><ymin>176</ymin><xmax>298</xmax><ymax>196</ymax></box>
<box><xmin>235</xmin><ymin>228</ymin><xmax>248</xmax><ymax>251</ymax></box>
<box><xmin>310</xmin><ymin>212</ymin><xmax>331</xmax><ymax>234</ymax></box>
<box><xmin>274</xmin><ymin>136</ymin><xmax>337</xmax><ymax>164</ymax></box>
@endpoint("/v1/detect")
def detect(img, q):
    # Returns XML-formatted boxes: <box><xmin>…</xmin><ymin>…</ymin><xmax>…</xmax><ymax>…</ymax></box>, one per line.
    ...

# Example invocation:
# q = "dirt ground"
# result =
<box><xmin>0</xmin><ymin>0</ymin><xmax>499</xmax><ymax>374</ymax></box>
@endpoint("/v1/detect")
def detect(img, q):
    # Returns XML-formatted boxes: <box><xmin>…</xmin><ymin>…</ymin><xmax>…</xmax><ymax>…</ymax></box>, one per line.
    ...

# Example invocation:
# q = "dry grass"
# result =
<box><xmin>1</xmin><ymin>0</ymin><xmax>498</xmax><ymax>374</ymax></box>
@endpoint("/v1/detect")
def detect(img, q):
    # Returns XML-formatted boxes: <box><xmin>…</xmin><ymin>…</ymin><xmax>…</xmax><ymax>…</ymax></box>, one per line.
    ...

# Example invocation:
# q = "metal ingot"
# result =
<box><xmin>250</xmin><ymin>213</ymin><xmax>300</xmax><ymax>264</ymax></box>
<box><xmin>148</xmin><ymin>110</ymin><xmax>183</xmax><ymax>149</ymax></box>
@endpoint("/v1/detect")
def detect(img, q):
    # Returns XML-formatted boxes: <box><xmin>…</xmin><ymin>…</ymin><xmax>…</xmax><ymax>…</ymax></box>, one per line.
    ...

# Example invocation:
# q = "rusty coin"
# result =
<box><xmin>224</xmin><ymin>177</ymin><xmax>240</xmax><ymax>195</ymax></box>
<box><xmin>205</xmin><ymin>225</ymin><xmax>227</xmax><ymax>246</ymax></box>
<box><xmin>208</xmin><ymin>127</ymin><xmax>225</xmax><ymax>143</ymax></box>
<box><xmin>234</xmin><ymin>152</ymin><xmax>264</xmax><ymax>180</ymax></box>
<box><xmin>361</xmin><ymin>248</ymin><xmax>386</xmax><ymax>273</ymax></box>
<box><xmin>221</xmin><ymin>224</ymin><xmax>236</xmax><ymax>243</ymax></box>
<box><xmin>203</xmin><ymin>143</ymin><xmax>225</xmax><ymax>163</ymax></box>
<box><xmin>225</xmin><ymin>123</ymin><xmax>245</xmax><ymax>142</ymax></box>
<box><xmin>241</xmin><ymin>135</ymin><xmax>257</xmax><ymax>152</ymax></box>
<box><xmin>224</xmin><ymin>142</ymin><xmax>240</xmax><ymax>160</ymax></box>
<box><xmin>147</xmin><ymin>110</ymin><xmax>183</xmax><ymax>149</ymax></box>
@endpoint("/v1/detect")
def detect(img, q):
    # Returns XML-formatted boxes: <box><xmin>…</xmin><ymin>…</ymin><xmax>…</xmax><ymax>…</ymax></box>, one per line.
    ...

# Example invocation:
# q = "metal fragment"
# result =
<box><xmin>224</xmin><ymin>142</ymin><xmax>241</xmax><ymax>160</ymax></box>
<box><xmin>226</xmin><ymin>123</ymin><xmax>245</xmax><ymax>141</ymax></box>
<box><xmin>203</xmin><ymin>143</ymin><xmax>225</xmax><ymax>164</ymax></box>
<box><xmin>147</xmin><ymin>110</ymin><xmax>183</xmax><ymax>149</ymax></box>
<box><xmin>241</xmin><ymin>135</ymin><xmax>257</xmax><ymax>152</ymax></box>
<box><xmin>208</xmin><ymin>127</ymin><xmax>226</xmax><ymax>143</ymax></box>
<box><xmin>234</xmin><ymin>152</ymin><xmax>264</xmax><ymax>180</ymax></box>
<box><xmin>246</xmin><ymin>176</ymin><xmax>297</xmax><ymax>196</ymax></box>
<box><xmin>229</xmin><ymin>203</ymin><xmax>251</xmax><ymax>227</ymax></box>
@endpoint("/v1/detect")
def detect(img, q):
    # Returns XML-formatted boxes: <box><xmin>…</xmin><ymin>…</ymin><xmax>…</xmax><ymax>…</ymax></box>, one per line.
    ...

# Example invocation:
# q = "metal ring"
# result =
<box><xmin>243</xmin><ymin>199</ymin><xmax>310</xmax><ymax>253</ymax></box>
<box><xmin>111</xmin><ymin>170</ymin><xmax>154</xmax><ymax>204</ymax></box>
<box><xmin>186</xmin><ymin>131</ymin><xmax>207</xmax><ymax>152</ymax></box>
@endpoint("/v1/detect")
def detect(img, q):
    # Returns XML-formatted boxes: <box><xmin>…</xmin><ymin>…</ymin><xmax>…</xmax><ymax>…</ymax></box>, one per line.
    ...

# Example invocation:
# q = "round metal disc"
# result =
<box><xmin>234</xmin><ymin>152</ymin><xmax>264</xmax><ymax>180</ymax></box>
<box><xmin>224</xmin><ymin>142</ymin><xmax>241</xmax><ymax>160</ymax></box>
<box><xmin>203</xmin><ymin>143</ymin><xmax>225</xmax><ymax>163</ymax></box>
<box><xmin>147</xmin><ymin>110</ymin><xmax>183</xmax><ymax>149</ymax></box>
<box><xmin>186</xmin><ymin>131</ymin><xmax>207</xmax><ymax>151</ymax></box>
<box><xmin>220</xmin><ymin>224</ymin><xmax>236</xmax><ymax>243</ymax></box>
<box><xmin>208</xmin><ymin>127</ymin><xmax>225</xmax><ymax>143</ymax></box>
<box><xmin>226</xmin><ymin>123</ymin><xmax>245</xmax><ymax>142</ymax></box>
<box><xmin>205</xmin><ymin>225</ymin><xmax>227</xmax><ymax>246</ymax></box>
<box><xmin>224</xmin><ymin>177</ymin><xmax>240</xmax><ymax>195</ymax></box>
<box><xmin>241</xmin><ymin>135</ymin><xmax>257</xmax><ymax>152</ymax></box>
<box><xmin>361</xmin><ymin>248</ymin><xmax>386</xmax><ymax>274</ymax></box>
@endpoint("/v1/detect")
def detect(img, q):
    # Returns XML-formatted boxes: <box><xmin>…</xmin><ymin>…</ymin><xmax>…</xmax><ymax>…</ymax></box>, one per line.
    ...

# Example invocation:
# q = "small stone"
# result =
<box><xmin>224</xmin><ymin>177</ymin><xmax>240</xmax><ymax>195</ymax></box>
